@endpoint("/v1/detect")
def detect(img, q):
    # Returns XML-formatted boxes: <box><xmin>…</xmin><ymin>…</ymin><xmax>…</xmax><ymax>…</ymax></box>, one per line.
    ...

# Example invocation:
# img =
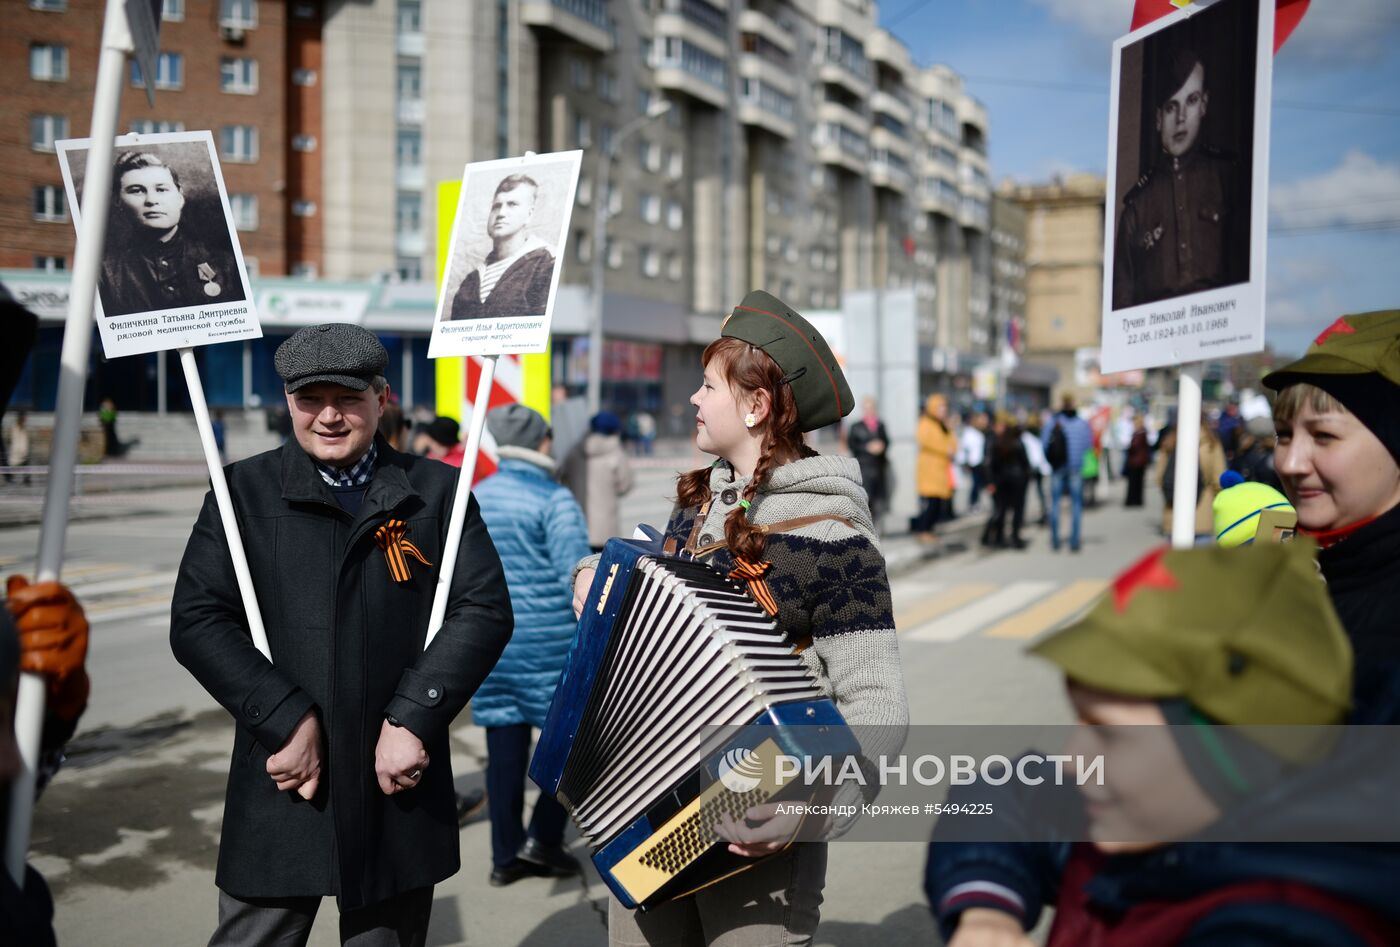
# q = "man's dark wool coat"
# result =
<box><xmin>171</xmin><ymin>436</ymin><xmax>512</xmax><ymax>910</ymax></box>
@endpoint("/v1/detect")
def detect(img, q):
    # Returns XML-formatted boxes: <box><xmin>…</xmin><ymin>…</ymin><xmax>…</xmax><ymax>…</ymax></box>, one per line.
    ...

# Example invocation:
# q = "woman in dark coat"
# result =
<box><xmin>1123</xmin><ymin>415</ymin><xmax>1151</xmax><ymax>507</ymax></box>
<box><xmin>982</xmin><ymin>416</ymin><xmax>1030</xmax><ymax>549</ymax></box>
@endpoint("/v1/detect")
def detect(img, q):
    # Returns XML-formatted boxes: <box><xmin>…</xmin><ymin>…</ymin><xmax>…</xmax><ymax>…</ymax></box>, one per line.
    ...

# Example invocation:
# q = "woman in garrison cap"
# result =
<box><xmin>1264</xmin><ymin>309</ymin><xmax>1400</xmax><ymax>722</ymax></box>
<box><xmin>573</xmin><ymin>291</ymin><xmax>909</xmax><ymax>944</ymax></box>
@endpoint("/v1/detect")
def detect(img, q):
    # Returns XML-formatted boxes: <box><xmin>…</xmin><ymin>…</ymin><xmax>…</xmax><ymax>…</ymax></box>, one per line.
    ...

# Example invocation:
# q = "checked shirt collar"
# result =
<box><xmin>314</xmin><ymin>441</ymin><xmax>378</xmax><ymax>487</ymax></box>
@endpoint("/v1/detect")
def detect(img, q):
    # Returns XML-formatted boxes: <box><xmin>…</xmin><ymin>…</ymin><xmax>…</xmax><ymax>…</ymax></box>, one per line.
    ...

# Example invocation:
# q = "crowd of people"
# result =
<box><xmin>4</xmin><ymin>302</ymin><xmax>1400</xmax><ymax>945</ymax></box>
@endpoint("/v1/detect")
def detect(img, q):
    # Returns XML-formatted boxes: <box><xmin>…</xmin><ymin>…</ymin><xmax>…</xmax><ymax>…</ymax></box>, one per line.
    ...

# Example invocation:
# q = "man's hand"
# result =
<box><xmin>712</xmin><ymin>802</ymin><xmax>806</xmax><ymax>858</ymax></box>
<box><xmin>869</xmin><ymin>438</ymin><xmax>886</xmax><ymax>456</ymax></box>
<box><xmin>947</xmin><ymin>908</ymin><xmax>1033</xmax><ymax>947</ymax></box>
<box><xmin>266</xmin><ymin>710</ymin><xmax>322</xmax><ymax>801</ymax></box>
<box><xmin>572</xmin><ymin>567</ymin><xmax>596</xmax><ymax>620</ymax></box>
<box><xmin>376</xmin><ymin>718</ymin><xmax>429</xmax><ymax>795</ymax></box>
<box><xmin>5</xmin><ymin>575</ymin><xmax>91</xmax><ymax>723</ymax></box>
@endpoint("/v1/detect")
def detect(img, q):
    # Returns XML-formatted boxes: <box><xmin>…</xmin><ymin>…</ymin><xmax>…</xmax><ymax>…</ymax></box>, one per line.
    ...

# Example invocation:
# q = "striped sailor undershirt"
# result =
<box><xmin>477</xmin><ymin>256</ymin><xmax>514</xmax><ymax>302</ymax></box>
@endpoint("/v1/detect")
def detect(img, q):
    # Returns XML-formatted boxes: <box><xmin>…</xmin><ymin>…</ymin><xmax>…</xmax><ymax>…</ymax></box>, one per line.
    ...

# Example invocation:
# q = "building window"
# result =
<box><xmin>291</xmin><ymin>200</ymin><xmax>317</xmax><ymax>217</ymax></box>
<box><xmin>396</xmin><ymin>256</ymin><xmax>422</xmax><ymax>281</ymax></box>
<box><xmin>573</xmin><ymin>115</ymin><xmax>592</xmax><ymax>149</ymax></box>
<box><xmin>638</xmin><ymin>88</ymin><xmax>652</xmax><ymax>116</ymax></box>
<box><xmin>292</xmin><ymin>68</ymin><xmax>318</xmax><ymax>87</ymax></box>
<box><xmin>30</xmin><ymin>44</ymin><xmax>68</xmax><ymax>81</ymax></box>
<box><xmin>574</xmin><ymin>229</ymin><xmax>592</xmax><ymax>264</ymax></box>
<box><xmin>243</xmin><ymin>256</ymin><xmax>260</xmax><ymax>278</ymax></box>
<box><xmin>31</xmin><ymin>0</ymin><xmax>66</xmax><ymax>10</ymax></box>
<box><xmin>162</xmin><ymin>0</ymin><xmax>184</xmax><ymax>20</ymax></box>
<box><xmin>30</xmin><ymin>114</ymin><xmax>68</xmax><ymax>152</ymax></box>
<box><xmin>33</xmin><ymin>185</ymin><xmax>67</xmax><ymax>222</ymax></box>
<box><xmin>229</xmin><ymin>193</ymin><xmax>258</xmax><ymax>230</ymax></box>
<box><xmin>219</xmin><ymin>0</ymin><xmax>257</xmax><ymax>29</ymax></box>
<box><xmin>290</xmin><ymin>262</ymin><xmax>318</xmax><ymax>279</ymax></box>
<box><xmin>598</xmin><ymin>71</ymin><xmax>618</xmax><ymax>104</ymax></box>
<box><xmin>396</xmin><ymin>193</ymin><xmax>422</xmax><ymax>234</ymax></box>
<box><xmin>34</xmin><ymin>255</ymin><xmax>66</xmax><ymax>271</ymax></box>
<box><xmin>396</xmin><ymin>64</ymin><xmax>421</xmax><ymax>100</ymax></box>
<box><xmin>640</xmin><ymin>246</ymin><xmax>660</xmax><ymax>278</ymax></box>
<box><xmin>667</xmin><ymin>149</ymin><xmax>683</xmax><ymax>181</ymax></box>
<box><xmin>220</xmin><ymin>58</ymin><xmax>258</xmax><ymax>94</ymax></box>
<box><xmin>132</xmin><ymin>52</ymin><xmax>183</xmax><ymax>90</ymax></box>
<box><xmin>605</xmin><ymin>238</ymin><xmax>623</xmax><ymax>270</ymax></box>
<box><xmin>396</xmin><ymin>129</ymin><xmax>421</xmax><ymax>166</ymax></box>
<box><xmin>666</xmin><ymin>252</ymin><xmax>682</xmax><ymax>281</ymax></box>
<box><xmin>292</xmin><ymin>2</ymin><xmax>316</xmax><ymax>18</ymax></box>
<box><xmin>599</xmin><ymin>123</ymin><xmax>614</xmax><ymax>153</ymax></box>
<box><xmin>606</xmin><ymin>184</ymin><xmax>622</xmax><ymax>217</ymax></box>
<box><xmin>129</xmin><ymin>119</ymin><xmax>185</xmax><ymax>134</ymax></box>
<box><xmin>569</xmin><ymin>58</ymin><xmax>593</xmax><ymax>90</ymax></box>
<box><xmin>220</xmin><ymin>125</ymin><xmax>259</xmax><ymax>162</ymax></box>
<box><xmin>291</xmin><ymin>134</ymin><xmax>317</xmax><ymax>152</ymax></box>
<box><xmin>639</xmin><ymin>139</ymin><xmax>661</xmax><ymax>173</ymax></box>
<box><xmin>666</xmin><ymin>200</ymin><xmax>683</xmax><ymax>231</ymax></box>
<box><xmin>397</xmin><ymin>0</ymin><xmax>421</xmax><ymax>34</ymax></box>
<box><xmin>640</xmin><ymin>193</ymin><xmax>660</xmax><ymax>225</ymax></box>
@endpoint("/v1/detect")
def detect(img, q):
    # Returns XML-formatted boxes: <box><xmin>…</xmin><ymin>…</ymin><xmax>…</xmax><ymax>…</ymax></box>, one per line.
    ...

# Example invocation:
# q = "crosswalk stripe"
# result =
<box><xmin>895</xmin><ymin>583</ymin><xmax>996</xmax><ymax>632</ymax></box>
<box><xmin>904</xmin><ymin>580</ymin><xmax>1058</xmax><ymax>643</ymax></box>
<box><xmin>983</xmin><ymin>580</ymin><xmax>1108</xmax><ymax>641</ymax></box>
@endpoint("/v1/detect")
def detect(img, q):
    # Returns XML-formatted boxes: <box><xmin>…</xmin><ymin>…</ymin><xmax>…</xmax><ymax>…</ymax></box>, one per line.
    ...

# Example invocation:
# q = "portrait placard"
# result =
<box><xmin>428</xmin><ymin>151</ymin><xmax>581</xmax><ymax>359</ymax></box>
<box><xmin>1100</xmin><ymin>0</ymin><xmax>1273</xmax><ymax>373</ymax></box>
<box><xmin>55</xmin><ymin>130</ymin><xmax>260</xmax><ymax>359</ymax></box>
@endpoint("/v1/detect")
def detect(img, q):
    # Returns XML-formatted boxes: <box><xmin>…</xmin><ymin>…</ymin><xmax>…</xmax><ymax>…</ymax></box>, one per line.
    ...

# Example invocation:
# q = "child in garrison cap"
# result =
<box><xmin>926</xmin><ymin>542</ymin><xmax>1400</xmax><ymax>947</ymax></box>
<box><xmin>572</xmin><ymin>291</ymin><xmax>909</xmax><ymax>945</ymax></box>
<box><xmin>1264</xmin><ymin>309</ymin><xmax>1400</xmax><ymax>721</ymax></box>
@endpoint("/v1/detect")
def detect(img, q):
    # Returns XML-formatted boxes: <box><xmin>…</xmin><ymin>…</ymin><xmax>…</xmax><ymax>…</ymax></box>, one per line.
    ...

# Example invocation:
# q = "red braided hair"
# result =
<box><xmin>675</xmin><ymin>337</ymin><xmax>814</xmax><ymax>562</ymax></box>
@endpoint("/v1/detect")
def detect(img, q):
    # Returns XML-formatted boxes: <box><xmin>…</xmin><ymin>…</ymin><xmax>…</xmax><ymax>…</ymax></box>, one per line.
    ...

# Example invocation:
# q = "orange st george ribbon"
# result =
<box><xmin>375</xmin><ymin>518</ymin><xmax>433</xmax><ymax>584</ymax></box>
<box><xmin>729</xmin><ymin>557</ymin><xmax>779</xmax><ymax>617</ymax></box>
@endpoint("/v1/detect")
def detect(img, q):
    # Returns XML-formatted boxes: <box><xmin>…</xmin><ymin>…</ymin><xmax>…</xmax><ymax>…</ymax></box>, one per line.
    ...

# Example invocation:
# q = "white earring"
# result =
<box><xmin>744</xmin><ymin>413</ymin><xmax>757</xmax><ymax>429</ymax></box>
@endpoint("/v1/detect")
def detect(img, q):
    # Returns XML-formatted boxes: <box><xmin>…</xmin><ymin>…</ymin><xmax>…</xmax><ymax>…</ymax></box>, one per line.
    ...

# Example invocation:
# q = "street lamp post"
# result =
<box><xmin>587</xmin><ymin>98</ymin><xmax>672</xmax><ymax>415</ymax></box>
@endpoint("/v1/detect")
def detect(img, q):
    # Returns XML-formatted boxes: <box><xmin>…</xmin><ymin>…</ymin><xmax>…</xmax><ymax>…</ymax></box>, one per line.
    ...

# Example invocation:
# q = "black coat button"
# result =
<box><xmin>721</xmin><ymin>489</ymin><xmax>738</xmax><ymax>505</ymax></box>
<box><xmin>248</xmin><ymin>705</ymin><xmax>261</xmax><ymax>718</ymax></box>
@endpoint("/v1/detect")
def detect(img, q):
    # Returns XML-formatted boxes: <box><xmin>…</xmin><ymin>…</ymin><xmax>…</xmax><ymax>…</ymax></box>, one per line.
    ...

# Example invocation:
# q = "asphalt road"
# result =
<box><xmin>0</xmin><ymin>470</ymin><xmax>1163</xmax><ymax>945</ymax></box>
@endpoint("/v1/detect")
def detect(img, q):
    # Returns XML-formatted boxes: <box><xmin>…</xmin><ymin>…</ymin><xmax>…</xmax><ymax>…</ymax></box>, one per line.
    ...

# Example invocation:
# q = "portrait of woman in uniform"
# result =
<box><xmin>59</xmin><ymin>133</ymin><xmax>250</xmax><ymax>319</ymax></box>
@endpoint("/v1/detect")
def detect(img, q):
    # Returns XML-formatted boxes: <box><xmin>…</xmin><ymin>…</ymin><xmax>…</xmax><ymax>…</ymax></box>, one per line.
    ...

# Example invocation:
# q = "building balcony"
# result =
<box><xmin>656</xmin><ymin>12</ymin><xmax>728</xmax><ymax>59</ymax></box>
<box><xmin>738</xmin><ymin>49</ymin><xmax>796</xmax><ymax>98</ymax></box>
<box><xmin>397</xmin><ymin>98</ymin><xmax>425</xmax><ymax>126</ymax></box>
<box><xmin>396</xmin><ymin>31</ymin><xmax>424</xmax><ymax>58</ymax></box>
<box><xmin>921</xmin><ymin>177</ymin><xmax>961</xmax><ymax>219</ymax></box>
<box><xmin>521</xmin><ymin>0</ymin><xmax>615</xmax><ymax>54</ymax></box>
<box><xmin>866</xmin><ymin>29</ymin><xmax>911</xmax><ymax>76</ymax></box>
<box><xmin>870</xmin><ymin>88</ymin><xmax>912</xmax><ymax>127</ymax></box>
<box><xmin>870</xmin><ymin>155</ymin><xmax>911</xmax><ymax>193</ymax></box>
<box><xmin>870</xmin><ymin>125</ymin><xmax>911</xmax><ymax>161</ymax></box>
<box><xmin>818</xmin><ymin>59</ymin><xmax>869</xmax><ymax>98</ymax></box>
<box><xmin>738</xmin><ymin>101</ymin><xmax>794</xmax><ymax>140</ymax></box>
<box><xmin>814</xmin><ymin>125</ymin><xmax>868</xmax><ymax>175</ymax></box>
<box><xmin>959</xmin><ymin>196</ymin><xmax>990</xmax><ymax>232</ymax></box>
<box><xmin>736</xmin><ymin>9</ymin><xmax>794</xmax><ymax>56</ymax></box>
<box><xmin>818</xmin><ymin>99</ymin><xmax>869</xmax><ymax>135</ymax></box>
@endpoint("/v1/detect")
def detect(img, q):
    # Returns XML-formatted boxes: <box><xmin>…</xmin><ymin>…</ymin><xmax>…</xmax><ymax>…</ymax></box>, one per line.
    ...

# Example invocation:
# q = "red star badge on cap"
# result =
<box><xmin>1314</xmin><ymin>316</ymin><xmax>1355</xmax><ymax>347</ymax></box>
<box><xmin>1112</xmin><ymin>547</ymin><xmax>1179</xmax><ymax>613</ymax></box>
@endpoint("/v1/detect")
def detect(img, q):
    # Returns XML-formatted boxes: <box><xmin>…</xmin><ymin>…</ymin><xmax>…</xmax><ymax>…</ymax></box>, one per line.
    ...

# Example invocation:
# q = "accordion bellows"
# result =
<box><xmin>531</xmin><ymin>538</ymin><xmax>857</xmax><ymax>910</ymax></box>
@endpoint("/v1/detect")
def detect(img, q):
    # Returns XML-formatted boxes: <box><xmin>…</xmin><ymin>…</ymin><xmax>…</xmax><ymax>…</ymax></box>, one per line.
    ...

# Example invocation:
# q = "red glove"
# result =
<box><xmin>5</xmin><ymin>575</ymin><xmax>91</xmax><ymax>723</ymax></box>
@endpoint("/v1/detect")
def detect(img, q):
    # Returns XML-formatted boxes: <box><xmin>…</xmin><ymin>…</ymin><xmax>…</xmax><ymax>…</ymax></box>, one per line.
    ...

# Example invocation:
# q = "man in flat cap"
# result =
<box><xmin>171</xmin><ymin>323</ymin><xmax>513</xmax><ymax>944</ymax></box>
<box><xmin>1112</xmin><ymin>47</ymin><xmax>1244</xmax><ymax>310</ymax></box>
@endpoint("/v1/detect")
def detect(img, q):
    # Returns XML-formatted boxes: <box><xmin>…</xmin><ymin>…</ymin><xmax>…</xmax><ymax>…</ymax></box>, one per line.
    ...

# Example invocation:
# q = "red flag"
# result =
<box><xmin>1130</xmin><ymin>0</ymin><xmax>1309</xmax><ymax>53</ymax></box>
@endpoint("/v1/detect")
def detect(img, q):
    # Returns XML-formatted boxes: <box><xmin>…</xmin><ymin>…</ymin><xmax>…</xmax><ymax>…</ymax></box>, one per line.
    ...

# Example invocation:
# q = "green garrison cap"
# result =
<box><xmin>1263</xmin><ymin>309</ymin><xmax>1400</xmax><ymax>390</ymax></box>
<box><xmin>721</xmin><ymin>290</ymin><xmax>854</xmax><ymax>432</ymax></box>
<box><xmin>1030</xmin><ymin>542</ymin><xmax>1351</xmax><ymax>727</ymax></box>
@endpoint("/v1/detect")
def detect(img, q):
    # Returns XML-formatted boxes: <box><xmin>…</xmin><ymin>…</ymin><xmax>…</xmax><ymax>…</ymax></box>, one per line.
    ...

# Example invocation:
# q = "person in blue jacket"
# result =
<box><xmin>472</xmin><ymin>404</ymin><xmax>593</xmax><ymax>886</ymax></box>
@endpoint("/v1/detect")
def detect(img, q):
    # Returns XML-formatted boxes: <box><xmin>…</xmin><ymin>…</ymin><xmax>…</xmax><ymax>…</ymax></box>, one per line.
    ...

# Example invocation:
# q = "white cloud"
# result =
<box><xmin>1271</xmin><ymin>151</ymin><xmax>1400</xmax><ymax>229</ymax></box>
<box><xmin>1279</xmin><ymin>0</ymin><xmax>1399</xmax><ymax>66</ymax></box>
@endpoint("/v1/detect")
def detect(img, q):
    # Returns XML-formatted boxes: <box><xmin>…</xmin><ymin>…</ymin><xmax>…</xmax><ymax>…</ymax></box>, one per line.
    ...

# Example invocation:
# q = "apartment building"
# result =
<box><xmin>1002</xmin><ymin>174</ymin><xmax>1107</xmax><ymax>401</ymax></box>
<box><xmin>5</xmin><ymin>0</ymin><xmax>998</xmax><ymax>420</ymax></box>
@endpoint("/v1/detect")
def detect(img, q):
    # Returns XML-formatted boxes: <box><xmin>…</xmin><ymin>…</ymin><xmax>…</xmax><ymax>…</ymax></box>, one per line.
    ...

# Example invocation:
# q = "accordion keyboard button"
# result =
<box><xmin>699</xmin><ymin>533</ymin><xmax>715</xmax><ymax>546</ymax></box>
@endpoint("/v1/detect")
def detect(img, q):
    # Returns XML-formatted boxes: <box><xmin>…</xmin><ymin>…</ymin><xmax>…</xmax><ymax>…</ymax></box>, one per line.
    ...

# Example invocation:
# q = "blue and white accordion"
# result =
<box><xmin>530</xmin><ymin>537</ymin><xmax>858</xmax><ymax>910</ymax></box>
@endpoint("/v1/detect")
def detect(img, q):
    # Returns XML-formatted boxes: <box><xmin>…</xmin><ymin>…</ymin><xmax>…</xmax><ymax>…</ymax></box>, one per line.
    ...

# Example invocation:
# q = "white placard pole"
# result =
<box><xmin>7</xmin><ymin>0</ymin><xmax>133</xmax><ymax>886</ymax></box>
<box><xmin>178</xmin><ymin>348</ymin><xmax>271</xmax><ymax>658</ymax></box>
<box><xmin>1170</xmin><ymin>364</ymin><xmax>1204</xmax><ymax>549</ymax></box>
<box><xmin>423</xmin><ymin>355</ymin><xmax>498</xmax><ymax>647</ymax></box>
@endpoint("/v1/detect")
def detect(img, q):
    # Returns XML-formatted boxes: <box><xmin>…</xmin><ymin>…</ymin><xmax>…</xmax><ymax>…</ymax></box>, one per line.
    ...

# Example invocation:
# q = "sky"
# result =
<box><xmin>880</xmin><ymin>0</ymin><xmax>1400</xmax><ymax>358</ymax></box>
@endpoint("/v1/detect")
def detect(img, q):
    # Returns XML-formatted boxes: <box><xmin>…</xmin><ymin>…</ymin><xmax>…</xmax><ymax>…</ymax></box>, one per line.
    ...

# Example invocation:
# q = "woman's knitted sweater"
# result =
<box><xmin>576</xmin><ymin>454</ymin><xmax>909</xmax><ymax>805</ymax></box>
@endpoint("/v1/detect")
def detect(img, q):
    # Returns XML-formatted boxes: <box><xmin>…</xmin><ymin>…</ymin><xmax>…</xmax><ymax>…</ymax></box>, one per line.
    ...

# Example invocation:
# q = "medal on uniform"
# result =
<box><xmin>197</xmin><ymin>262</ymin><xmax>221</xmax><ymax>297</ymax></box>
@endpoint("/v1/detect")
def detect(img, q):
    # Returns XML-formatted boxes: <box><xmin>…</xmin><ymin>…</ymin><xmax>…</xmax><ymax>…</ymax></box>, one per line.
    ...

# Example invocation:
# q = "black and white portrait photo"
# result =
<box><xmin>431</xmin><ymin>151</ymin><xmax>580</xmax><ymax>358</ymax></box>
<box><xmin>1100</xmin><ymin>0</ymin><xmax>1273</xmax><ymax>374</ymax></box>
<box><xmin>1110</xmin><ymin>0</ymin><xmax>1258</xmax><ymax>311</ymax></box>
<box><xmin>59</xmin><ymin>132</ymin><xmax>251</xmax><ymax>319</ymax></box>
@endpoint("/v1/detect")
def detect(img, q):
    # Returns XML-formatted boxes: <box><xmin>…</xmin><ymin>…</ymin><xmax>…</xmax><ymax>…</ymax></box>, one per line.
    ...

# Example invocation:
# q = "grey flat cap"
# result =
<box><xmin>487</xmin><ymin>403</ymin><xmax>550</xmax><ymax>450</ymax></box>
<box><xmin>275</xmin><ymin>323</ymin><xmax>388</xmax><ymax>392</ymax></box>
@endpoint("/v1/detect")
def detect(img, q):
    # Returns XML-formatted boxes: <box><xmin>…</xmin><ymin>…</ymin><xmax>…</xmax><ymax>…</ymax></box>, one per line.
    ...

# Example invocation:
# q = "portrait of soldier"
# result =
<box><xmin>449</xmin><ymin>173</ymin><xmax>556</xmax><ymax>321</ymax></box>
<box><xmin>1112</xmin><ymin>48</ymin><xmax>1244</xmax><ymax>310</ymax></box>
<box><xmin>97</xmin><ymin>150</ymin><xmax>246</xmax><ymax>317</ymax></box>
